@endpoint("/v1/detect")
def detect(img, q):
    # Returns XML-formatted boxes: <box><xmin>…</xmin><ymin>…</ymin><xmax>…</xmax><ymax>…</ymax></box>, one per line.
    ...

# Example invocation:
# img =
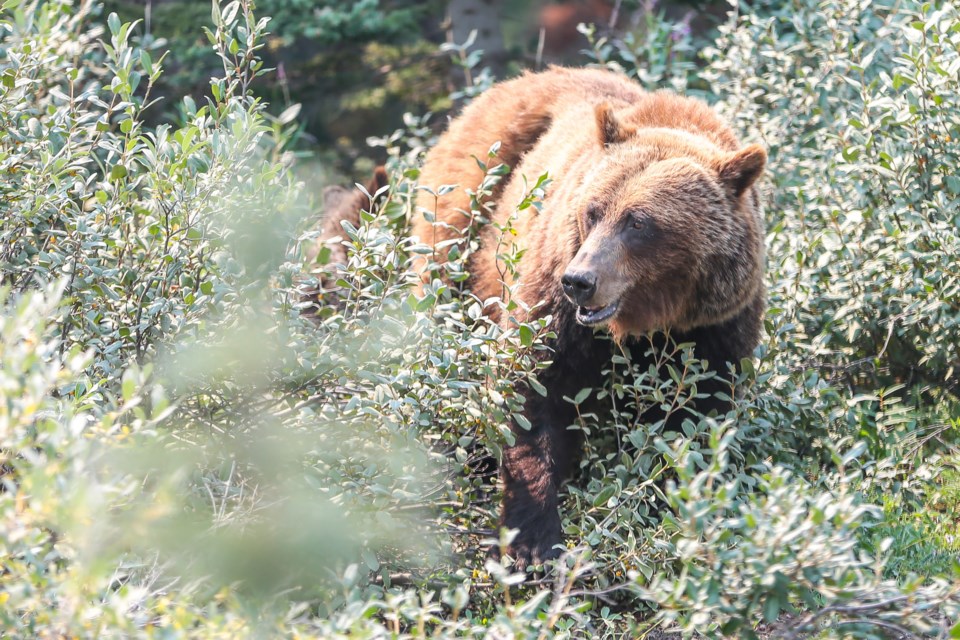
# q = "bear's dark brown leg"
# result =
<box><xmin>496</xmin><ymin>313</ymin><xmax>609</xmax><ymax>568</ymax></box>
<box><xmin>500</xmin><ymin>415</ymin><xmax>583</xmax><ymax>568</ymax></box>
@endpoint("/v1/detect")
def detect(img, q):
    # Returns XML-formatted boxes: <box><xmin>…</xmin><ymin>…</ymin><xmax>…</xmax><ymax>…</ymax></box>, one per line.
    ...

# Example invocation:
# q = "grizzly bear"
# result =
<box><xmin>322</xmin><ymin>67</ymin><xmax>766</xmax><ymax>568</ymax></box>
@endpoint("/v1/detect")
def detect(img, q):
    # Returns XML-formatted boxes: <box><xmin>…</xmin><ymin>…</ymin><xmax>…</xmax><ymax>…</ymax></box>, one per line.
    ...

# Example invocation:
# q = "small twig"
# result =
<box><xmin>783</xmin><ymin>594</ymin><xmax>915</xmax><ymax>640</ymax></box>
<box><xmin>535</xmin><ymin>27</ymin><xmax>545</xmax><ymax>70</ymax></box>
<box><xmin>609</xmin><ymin>0</ymin><xmax>623</xmax><ymax>30</ymax></box>
<box><xmin>834</xmin><ymin>617</ymin><xmax>919</xmax><ymax>639</ymax></box>
<box><xmin>219</xmin><ymin>459</ymin><xmax>236</xmax><ymax>521</ymax></box>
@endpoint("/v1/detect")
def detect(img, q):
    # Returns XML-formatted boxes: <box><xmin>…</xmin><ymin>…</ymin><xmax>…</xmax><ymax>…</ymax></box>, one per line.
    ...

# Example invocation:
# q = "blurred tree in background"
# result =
<box><xmin>101</xmin><ymin>0</ymin><xmax>717</xmax><ymax>179</ymax></box>
<box><xmin>103</xmin><ymin>0</ymin><xmax>448</xmax><ymax>178</ymax></box>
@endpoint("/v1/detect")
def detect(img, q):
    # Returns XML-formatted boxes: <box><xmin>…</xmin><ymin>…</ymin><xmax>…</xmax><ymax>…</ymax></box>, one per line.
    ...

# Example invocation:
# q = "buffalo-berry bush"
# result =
<box><xmin>1</xmin><ymin>0</ymin><xmax>958</xmax><ymax>638</ymax></box>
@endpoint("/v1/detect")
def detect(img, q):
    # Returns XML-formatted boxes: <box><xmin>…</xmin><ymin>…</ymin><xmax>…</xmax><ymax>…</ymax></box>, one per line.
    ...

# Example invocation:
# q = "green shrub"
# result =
<box><xmin>2</xmin><ymin>0</ymin><xmax>959</xmax><ymax>638</ymax></box>
<box><xmin>702</xmin><ymin>0</ymin><xmax>960</xmax><ymax>451</ymax></box>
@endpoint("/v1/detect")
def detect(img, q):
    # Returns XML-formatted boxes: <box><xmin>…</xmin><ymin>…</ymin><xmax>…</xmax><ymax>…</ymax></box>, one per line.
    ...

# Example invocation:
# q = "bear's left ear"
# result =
<box><xmin>717</xmin><ymin>144</ymin><xmax>766</xmax><ymax>196</ymax></box>
<box><xmin>595</xmin><ymin>102</ymin><xmax>636</xmax><ymax>145</ymax></box>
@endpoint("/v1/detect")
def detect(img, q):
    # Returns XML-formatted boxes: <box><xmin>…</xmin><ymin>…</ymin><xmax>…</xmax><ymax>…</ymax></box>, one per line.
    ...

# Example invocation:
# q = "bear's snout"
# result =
<box><xmin>561</xmin><ymin>270</ymin><xmax>597</xmax><ymax>305</ymax></box>
<box><xmin>562</xmin><ymin>268</ymin><xmax>621</xmax><ymax>326</ymax></box>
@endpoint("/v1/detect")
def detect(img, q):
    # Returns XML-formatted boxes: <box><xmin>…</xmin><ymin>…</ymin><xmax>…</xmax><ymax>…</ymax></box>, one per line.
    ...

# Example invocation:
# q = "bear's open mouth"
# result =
<box><xmin>576</xmin><ymin>299</ymin><xmax>620</xmax><ymax>326</ymax></box>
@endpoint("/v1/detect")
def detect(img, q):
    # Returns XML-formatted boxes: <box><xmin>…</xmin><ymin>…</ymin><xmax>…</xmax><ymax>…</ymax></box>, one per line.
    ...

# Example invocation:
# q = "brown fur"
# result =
<box><xmin>411</xmin><ymin>68</ymin><xmax>766</xmax><ymax>567</ymax></box>
<box><xmin>314</xmin><ymin>166</ymin><xmax>389</xmax><ymax>268</ymax></box>
<box><xmin>318</xmin><ymin>68</ymin><xmax>766</xmax><ymax>567</ymax></box>
<box><xmin>537</xmin><ymin>0</ymin><xmax>614</xmax><ymax>56</ymax></box>
<box><xmin>301</xmin><ymin>167</ymin><xmax>389</xmax><ymax>315</ymax></box>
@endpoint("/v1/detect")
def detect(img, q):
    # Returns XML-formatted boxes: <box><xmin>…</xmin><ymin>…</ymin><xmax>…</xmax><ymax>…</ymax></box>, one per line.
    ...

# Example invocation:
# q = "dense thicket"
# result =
<box><xmin>0</xmin><ymin>1</ymin><xmax>957</xmax><ymax>638</ymax></box>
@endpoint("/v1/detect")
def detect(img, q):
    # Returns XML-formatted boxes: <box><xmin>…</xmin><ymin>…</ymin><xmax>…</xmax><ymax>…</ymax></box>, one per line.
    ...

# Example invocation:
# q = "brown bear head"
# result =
<box><xmin>559</xmin><ymin>100</ymin><xmax>766</xmax><ymax>340</ymax></box>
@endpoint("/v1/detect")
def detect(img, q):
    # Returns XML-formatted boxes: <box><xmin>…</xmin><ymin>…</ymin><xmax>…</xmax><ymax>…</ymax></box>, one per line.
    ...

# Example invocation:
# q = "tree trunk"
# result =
<box><xmin>446</xmin><ymin>0</ymin><xmax>507</xmax><ymax>80</ymax></box>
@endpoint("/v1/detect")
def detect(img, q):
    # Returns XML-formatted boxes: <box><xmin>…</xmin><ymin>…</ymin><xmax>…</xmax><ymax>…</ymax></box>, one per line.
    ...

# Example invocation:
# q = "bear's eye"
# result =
<box><xmin>584</xmin><ymin>204</ymin><xmax>602</xmax><ymax>228</ymax></box>
<box><xmin>630</xmin><ymin>217</ymin><xmax>646</xmax><ymax>231</ymax></box>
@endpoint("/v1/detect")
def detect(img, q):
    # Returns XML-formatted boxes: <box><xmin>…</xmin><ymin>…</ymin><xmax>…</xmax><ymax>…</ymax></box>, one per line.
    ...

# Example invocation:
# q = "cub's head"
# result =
<box><xmin>560</xmin><ymin>101</ymin><xmax>766</xmax><ymax>339</ymax></box>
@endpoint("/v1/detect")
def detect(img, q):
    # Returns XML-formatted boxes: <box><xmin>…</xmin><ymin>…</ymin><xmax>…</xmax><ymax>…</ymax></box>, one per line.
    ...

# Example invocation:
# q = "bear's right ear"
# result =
<box><xmin>717</xmin><ymin>144</ymin><xmax>767</xmax><ymax>196</ymax></box>
<box><xmin>595</xmin><ymin>102</ymin><xmax>636</xmax><ymax>145</ymax></box>
<box><xmin>366</xmin><ymin>165</ymin><xmax>389</xmax><ymax>195</ymax></box>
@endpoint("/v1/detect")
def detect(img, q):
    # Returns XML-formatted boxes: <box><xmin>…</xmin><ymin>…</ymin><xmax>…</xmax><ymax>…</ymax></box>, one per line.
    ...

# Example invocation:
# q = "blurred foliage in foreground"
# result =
<box><xmin>0</xmin><ymin>0</ymin><xmax>959</xmax><ymax>638</ymax></box>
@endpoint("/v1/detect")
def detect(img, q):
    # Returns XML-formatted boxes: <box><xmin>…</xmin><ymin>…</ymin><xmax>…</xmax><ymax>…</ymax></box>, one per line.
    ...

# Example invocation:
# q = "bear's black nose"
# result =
<box><xmin>561</xmin><ymin>270</ymin><xmax>597</xmax><ymax>305</ymax></box>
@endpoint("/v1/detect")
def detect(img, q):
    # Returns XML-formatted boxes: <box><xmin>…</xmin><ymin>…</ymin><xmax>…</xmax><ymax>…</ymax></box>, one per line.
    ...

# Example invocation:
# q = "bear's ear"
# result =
<box><xmin>366</xmin><ymin>165</ymin><xmax>389</xmax><ymax>194</ymax></box>
<box><xmin>717</xmin><ymin>144</ymin><xmax>766</xmax><ymax>196</ymax></box>
<box><xmin>595</xmin><ymin>102</ymin><xmax>636</xmax><ymax>145</ymax></box>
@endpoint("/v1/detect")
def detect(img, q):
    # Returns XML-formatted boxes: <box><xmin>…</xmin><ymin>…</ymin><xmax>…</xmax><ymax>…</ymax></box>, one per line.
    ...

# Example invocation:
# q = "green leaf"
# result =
<box><xmin>841</xmin><ymin>440</ymin><xmax>867</xmax><ymax>465</ymax></box>
<box><xmin>313</xmin><ymin>246</ymin><xmax>331</xmax><ymax>265</ymax></box>
<box><xmin>513</xmin><ymin>413</ymin><xmax>532</xmax><ymax>431</ymax></box>
<box><xmin>221</xmin><ymin>0</ymin><xmax>240</xmax><ymax>26</ymax></box>
<box><xmin>841</xmin><ymin>146</ymin><xmax>860</xmax><ymax>161</ymax></box>
<box><xmin>140</xmin><ymin>50</ymin><xmax>153</xmax><ymax>75</ymax></box>
<box><xmin>109</xmin><ymin>164</ymin><xmax>128</xmax><ymax>181</ymax></box>
<box><xmin>762</xmin><ymin>596</ymin><xmax>780</xmax><ymax>623</ymax></box>
<box><xmin>121</xmin><ymin>371</ymin><xmax>136</xmax><ymax>402</ymax></box>
<box><xmin>362</xmin><ymin>548</ymin><xmax>379</xmax><ymax>572</ymax></box>
<box><xmin>592</xmin><ymin>485</ymin><xmax>616</xmax><ymax>507</ymax></box>
<box><xmin>277</xmin><ymin>103</ymin><xmax>301</xmax><ymax>125</ymax></box>
<box><xmin>518</xmin><ymin>324</ymin><xmax>534</xmax><ymax>347</ymax></box>
<box><xmin>945</xmin><ymin>175</ymin><xmax>960</xmax><ymax>194</ymax></box>
<box><xmin>107</xmin><ymin>12</ymin><xmax>121</xmax><ymax>35</ymax></box>
<box><xmin>529</xmin><ymin>377</ymin><xmax>548</xmax><ymax>397</ymax></box>
<box><xmin>415</xmin><ymin>294</ymin><xmax>436</xmax><ymax>312</ymax></box>
<box><xmin>202</xmin><ymin>25</ymin><xmax>218</xmax><ymax>46</ymax></box>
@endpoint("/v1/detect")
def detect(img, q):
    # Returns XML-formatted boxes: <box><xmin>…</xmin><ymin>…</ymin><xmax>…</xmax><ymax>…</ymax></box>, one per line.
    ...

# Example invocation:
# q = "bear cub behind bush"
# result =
<box><xmin>325</xmin><ymin>67</ymin><xmax>767</xmax><ymax>568</ymax></box>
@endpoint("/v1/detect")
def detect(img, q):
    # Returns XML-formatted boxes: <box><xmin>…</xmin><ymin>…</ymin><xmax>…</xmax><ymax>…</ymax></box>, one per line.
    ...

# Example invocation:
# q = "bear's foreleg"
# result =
<box><xmin>499</xmin><ymin>409</ymin><xmax>583</xmax><ymax>568</ymax></box>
